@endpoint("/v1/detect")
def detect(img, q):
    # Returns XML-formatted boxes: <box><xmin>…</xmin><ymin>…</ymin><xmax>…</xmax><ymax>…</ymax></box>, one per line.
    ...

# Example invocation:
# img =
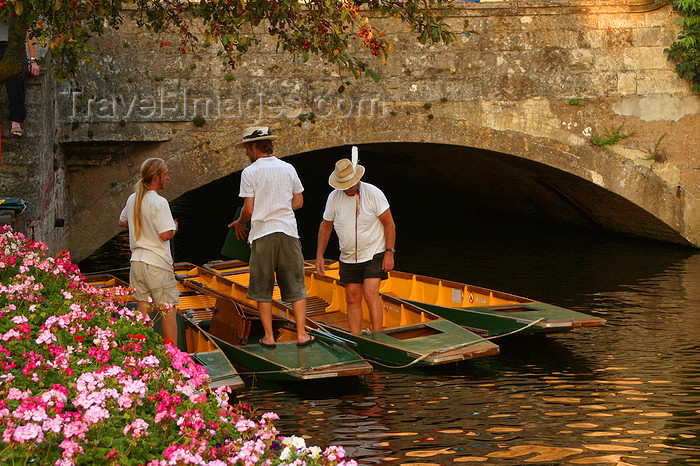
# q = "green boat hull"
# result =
<box><xmin>209</xmin><ymin>334</ymin><xmax>371</xmax><ymax>381</ymax></box>
<box><xmin>318</xmin><ymin>319</ymin><xmax>499</xmax><ymax>368</ymax></box>
<box><xmin>404</xmin><ymin>300</ymin><xmax>607</xmax><ymax>337</ymax></box>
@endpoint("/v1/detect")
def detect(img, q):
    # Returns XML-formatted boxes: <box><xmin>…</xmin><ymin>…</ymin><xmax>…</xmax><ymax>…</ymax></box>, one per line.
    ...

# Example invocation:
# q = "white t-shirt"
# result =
<box><xmin>239</xmin><ymin>156</ymin><xmax>304</xmax><ymax>243</ymax></box>
<box><xmin>119</xmin><ymin>190</ymin><xmax>177</xmax><ymax>270</ymax></box>
<box><xmin>323</xmin><ymin>182</ymin><xmax>390</xmax><ymax>264</ymax></box>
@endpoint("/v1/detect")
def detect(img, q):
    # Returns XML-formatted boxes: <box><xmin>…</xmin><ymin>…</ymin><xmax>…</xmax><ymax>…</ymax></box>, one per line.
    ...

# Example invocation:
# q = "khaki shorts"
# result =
<box><xmin>129</xmin><ymin>261</ymin><xmax>179</xmax><ymax>305</ymax></box>
<box><xmin>248</xmin><ymin>232</ymin><xmax>307</xmax><ymax>303</ymax></box>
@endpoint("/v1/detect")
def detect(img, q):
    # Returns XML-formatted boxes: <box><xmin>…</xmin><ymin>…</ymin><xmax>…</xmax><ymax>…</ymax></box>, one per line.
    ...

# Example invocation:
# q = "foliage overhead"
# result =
<box><xmin>666</xmin><ymin>0</ymin><xmax>700</xmax><ymax>92</ymax></box>
<box><xmin>0</xmin><ymin>0</ymin><xmax>466</xmax><ymax>83</ymax></box>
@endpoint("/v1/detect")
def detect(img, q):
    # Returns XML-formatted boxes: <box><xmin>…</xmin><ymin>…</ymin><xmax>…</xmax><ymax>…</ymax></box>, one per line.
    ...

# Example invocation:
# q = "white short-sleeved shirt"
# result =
<box><xmin>323</xmin><ymin>182</ymin><xmax>390</xmax><ymax>264</ymax></box>
<box><xmin>119</xmin><ymin>190</ymin><xmax>177</xmax><ymax>270</ymax></box>
<box><xmin>239</xmin><ymin>156</ymin><xmax>304</xmax><ymax>243</ymax></box>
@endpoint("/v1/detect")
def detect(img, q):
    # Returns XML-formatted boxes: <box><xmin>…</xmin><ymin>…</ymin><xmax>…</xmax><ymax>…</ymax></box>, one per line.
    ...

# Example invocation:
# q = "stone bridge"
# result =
<box><xmin>1</xmin><ymin>0</ymin><xmax>699</xmax><ymax>261</ymax></box>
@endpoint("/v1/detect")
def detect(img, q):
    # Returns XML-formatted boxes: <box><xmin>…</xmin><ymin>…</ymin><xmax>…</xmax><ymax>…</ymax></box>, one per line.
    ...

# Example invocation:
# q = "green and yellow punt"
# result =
<box><xmin>83</xmin><ymin>273</ymin><xmax>244</xmax><ymax>390</ymax></box>
<box><xmin>317</xmin><ymin>262</ymin><xmax>606</xmax><ymax>337</ymax></box>
<box><xmin>203</xmin><ymin>260</ymin><xmax>500</xmax><ymax>368</ymax></box>
<box><xmin>173</xmin><ymin>263</ymin><xmax>373</xmax><ymax>381</ymax></box>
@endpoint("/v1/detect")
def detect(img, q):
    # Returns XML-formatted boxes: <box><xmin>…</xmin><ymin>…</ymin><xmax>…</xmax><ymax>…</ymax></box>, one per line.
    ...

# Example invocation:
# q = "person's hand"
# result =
<box><xmin>28</xmin><ymin>61</ymin><xmax>39</xmax><ymax>77</ymax></box>
<box><xmin>316</xmin><ymin>257</ymin><xmax>326</xmax><ymax>275</ymax></box>
<box><xmin>228</xmin><ymin>219</ymin><xmax>248</xmax><ymax>240</ymax></box>
<box><xmin>382</xmin><ymin>253</ymin><xmax>394</xmax><ymax>273</ymax></box>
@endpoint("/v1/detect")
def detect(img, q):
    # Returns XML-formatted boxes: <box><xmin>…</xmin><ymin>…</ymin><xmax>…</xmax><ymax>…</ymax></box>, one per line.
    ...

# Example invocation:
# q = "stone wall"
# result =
<box><xmin>0</xmin><ymin>56</ymin><xmax>66</xmax><ymax>254</ymax></box>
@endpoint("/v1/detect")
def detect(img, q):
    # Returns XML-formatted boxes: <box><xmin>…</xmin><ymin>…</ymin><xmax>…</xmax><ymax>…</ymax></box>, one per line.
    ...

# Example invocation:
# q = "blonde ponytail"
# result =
<box><xmin>133</xmin><ymin>158</ymin><xmax>166</xmax><ymax>240</ymax></box>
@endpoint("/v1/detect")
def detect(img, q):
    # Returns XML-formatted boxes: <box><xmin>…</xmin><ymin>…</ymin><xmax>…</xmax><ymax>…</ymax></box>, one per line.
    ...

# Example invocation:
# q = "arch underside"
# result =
<box><xmin>65</xmin><ymin>126</ymin><xmax>691</xmax><ymax>264</ymax></box>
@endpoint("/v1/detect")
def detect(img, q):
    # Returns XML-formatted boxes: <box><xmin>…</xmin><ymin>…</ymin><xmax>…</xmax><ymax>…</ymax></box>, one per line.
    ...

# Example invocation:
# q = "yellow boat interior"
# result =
<box><xmin>203</xmin><ymin>260</ymin><xmax>443</xmax><ymax>337</ymax></box>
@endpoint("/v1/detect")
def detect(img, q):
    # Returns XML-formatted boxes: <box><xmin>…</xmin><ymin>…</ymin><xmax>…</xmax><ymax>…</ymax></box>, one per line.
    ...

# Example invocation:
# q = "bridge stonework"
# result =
<box><xmin>3</xmin><ymin>0</ymin><xmax>699</xmax><ymax>260</ymax></box>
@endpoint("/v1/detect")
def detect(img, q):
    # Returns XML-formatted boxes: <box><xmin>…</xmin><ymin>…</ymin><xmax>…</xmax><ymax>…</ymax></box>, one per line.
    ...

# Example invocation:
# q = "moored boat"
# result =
<box><xmin>203</xmin><ymin>260</ymin><xmax>500</xmax><ymax>368</ymax></box>
<box><xmin>173</xmin><ymin>263</ymin><xmax>374</xmax><ymax>381</ymax></box>
<box><xmin>82</xmin><ymin>273</ymin><xmax>244</xmax><ymax>390</ymax></box>
<box><xmin>316</xmin><ymin>262</ymin><xmax>606</xmax><ymax>337</ymax></box>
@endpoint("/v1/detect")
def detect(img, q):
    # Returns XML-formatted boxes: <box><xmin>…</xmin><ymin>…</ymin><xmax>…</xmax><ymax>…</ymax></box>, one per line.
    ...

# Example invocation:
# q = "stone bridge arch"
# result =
<box><xmin>43</xmin><ymin>0</ymin><xmax>699</xmax><ymax>260</ymax></box>
<box><xmin>65</xmin><ymin>112</ymin><xmax>690</xmax><ymax>262</ymax></box>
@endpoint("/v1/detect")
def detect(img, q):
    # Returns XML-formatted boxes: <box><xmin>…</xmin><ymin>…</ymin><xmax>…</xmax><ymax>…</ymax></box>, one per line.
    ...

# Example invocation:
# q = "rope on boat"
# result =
<box><xmin>483</xmin><ymin>317</ymin><xmax>546</xmax><ymax>341</ymax></box>
<box><xmin>368</xmin><ymin>318</ymin><xmax>547</xmax><ymax>370</ymax></box>
<box><xmin>84</xmin><ymin>266</ymin><xmax>131</xmax><ymax>275</ymax></box>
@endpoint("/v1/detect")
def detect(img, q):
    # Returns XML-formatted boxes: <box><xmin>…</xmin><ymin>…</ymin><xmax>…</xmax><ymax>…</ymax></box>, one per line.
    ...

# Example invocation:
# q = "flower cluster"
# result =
<box><xmin>0</xmin><ymin>226</ymin><xmax>356</xmax><ymax>465</ymax></box>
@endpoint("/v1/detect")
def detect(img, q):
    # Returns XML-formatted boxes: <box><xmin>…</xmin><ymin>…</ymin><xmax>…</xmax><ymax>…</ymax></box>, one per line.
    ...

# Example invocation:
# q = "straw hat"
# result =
<box><xmin>329</xmin><ymin>158</ymin><xmax>365</xmax><ymax>190</ymax></box>
<box><xmin>234</xmin><ymin>126</ymin><xmax>278</xmax><ymax>149</ymax></box>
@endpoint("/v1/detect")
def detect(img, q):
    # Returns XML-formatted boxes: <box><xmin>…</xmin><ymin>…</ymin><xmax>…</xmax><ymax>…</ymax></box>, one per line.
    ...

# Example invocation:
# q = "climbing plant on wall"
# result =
<box><xmin>0</xmin><ymin>0</ymin><xmax>468</xmax><ymax>85</ymax></box>
<box><xmin>666</xmin><ymin>0</ymin><xmax>700</xmax><ymax>91</ymax></box>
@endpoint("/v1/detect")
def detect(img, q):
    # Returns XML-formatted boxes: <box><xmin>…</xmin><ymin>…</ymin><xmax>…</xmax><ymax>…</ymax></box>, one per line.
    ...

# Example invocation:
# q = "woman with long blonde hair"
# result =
<box><xmin>119</xmin><ymin>158</ymin><xmax>179</xmax><ymax>343</ymax></box>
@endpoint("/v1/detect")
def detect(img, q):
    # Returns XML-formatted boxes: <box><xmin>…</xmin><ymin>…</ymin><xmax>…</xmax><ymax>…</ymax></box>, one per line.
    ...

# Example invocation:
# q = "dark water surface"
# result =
<box><xmin>81</xmin><ymin>150</ymin><xmax>700</xmax><ymax>464</ymax></box>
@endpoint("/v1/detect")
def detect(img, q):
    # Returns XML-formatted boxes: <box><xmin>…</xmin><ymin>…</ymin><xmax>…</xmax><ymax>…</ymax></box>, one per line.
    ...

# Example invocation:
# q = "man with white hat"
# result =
<box><xmin>315</xmin><ymin>147</ymin><xmax>396</xmax><ymax>334</ymax></box>
<box><xmin>228</xmin><ymin>126</ymin><xmax>313</xmax><ymax>347</ymax></box>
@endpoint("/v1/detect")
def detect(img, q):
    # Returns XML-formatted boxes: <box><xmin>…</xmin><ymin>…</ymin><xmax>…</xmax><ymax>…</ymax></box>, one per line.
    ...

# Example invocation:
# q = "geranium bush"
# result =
<box><xmin>0</xmin><ymin>226</ymin><xmax>356</xmax><ymax>465</ymax></box>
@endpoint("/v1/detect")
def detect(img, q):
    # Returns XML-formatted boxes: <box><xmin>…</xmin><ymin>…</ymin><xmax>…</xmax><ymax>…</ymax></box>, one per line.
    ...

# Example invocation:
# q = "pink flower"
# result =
<box><xmin>123</xmin><ymin>418</ymin><xmax>150</xmax><ymax>438</ymax></box>
<box><xmin>59</xmin><ymin>438</ymin><xmax>84</xmax><ymax>458</ymax></box>
<box><xmin>12</xmin><ymin>423</ymin><xmax>44</xmax><ymax>443</ymax></box>
<box><xmin>235</xmin><ymin>419</ymin><xmax>257</xmax><ymax>433</ymax></box>
<box><xmin>36</xmin><ymin>329</ymin><xmax>57</xmax><ymax>345</ymax></box>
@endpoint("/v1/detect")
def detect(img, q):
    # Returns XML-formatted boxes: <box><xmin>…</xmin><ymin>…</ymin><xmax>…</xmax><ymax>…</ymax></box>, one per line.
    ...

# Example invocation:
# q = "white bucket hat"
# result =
<box><xmin>234</xmin><ymin>126</ymin><xmax>278</xmax><ymax>149</ymax></box>
<box><xmin>329</xmin><ymin>146</ymin><xmax>365</xmax><ymax>190</ymax></box>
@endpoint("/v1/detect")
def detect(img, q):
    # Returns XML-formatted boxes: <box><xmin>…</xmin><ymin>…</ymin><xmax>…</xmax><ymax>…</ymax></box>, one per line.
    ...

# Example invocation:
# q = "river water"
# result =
<box><xmin>81</xmin><ymin>150</ymin><xmax>700</xmax><ymax>464</ymax></box>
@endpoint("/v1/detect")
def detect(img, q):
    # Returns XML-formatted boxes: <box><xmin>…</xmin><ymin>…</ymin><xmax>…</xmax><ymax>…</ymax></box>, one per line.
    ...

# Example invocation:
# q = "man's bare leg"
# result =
<box><xmin>258</xmin><ymin>301</ymin><xmax>276</xmax><ymax>345</ymax></box>
<box><xmin>292</xmin><ymin>298</ymin><xmax>312</xmax><ymax>344</ymax></box>
<box><xmin>345</xmin><ymin>283</ymin><xmax>364</xmax><ymax>334</ymax></box>
<box><xmin>161</xmin><ymin>310</ymin><xmax>177</xmax><ymax>344</ymax></box>
<box><xmin>363</xmin><ymin>278</ymin><xmax>384</xmax><ymax>332</ymax></box>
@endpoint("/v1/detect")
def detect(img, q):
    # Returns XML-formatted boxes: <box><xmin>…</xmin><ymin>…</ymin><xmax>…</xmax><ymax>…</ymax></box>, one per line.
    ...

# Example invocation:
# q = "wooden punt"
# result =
<box><xmin>173</xmin><ymin>263</ymin><xmax>373</xmax><ymax>381</ymax></box>
<box><xmin>203</xmin><ymin>260</ymin><xmax>500</xmax><ymax>368</ymax></box>
<box><xmin>315</xmin><ymin>262</ymin><xmax>606</xmax><ymax>337</ymax></box>
<box><xmin>83</xmin><ymin>272</ymin><xmax>244</xmax><ymax>390</ymax></box>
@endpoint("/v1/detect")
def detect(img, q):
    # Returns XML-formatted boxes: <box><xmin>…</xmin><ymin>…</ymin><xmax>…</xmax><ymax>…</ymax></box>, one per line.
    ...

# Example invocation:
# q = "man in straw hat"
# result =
<box><xmin>316</xmin><ymin>147</ymin><xmax>396</xmax><ymax>334</ymax></box>
<box><xmin>228</xmin><ymin>126</ymin><xmax>314</xmax><ymax>347</ymax></box>
<box><xmin>119</xmin><ymin>157</ymin><xmax>179</xmax><ymax>343</ymax></box>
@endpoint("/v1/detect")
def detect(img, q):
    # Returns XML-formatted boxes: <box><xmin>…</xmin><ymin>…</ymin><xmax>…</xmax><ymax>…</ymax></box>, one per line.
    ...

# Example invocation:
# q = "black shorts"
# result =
<box><xmin>339</xmin><ymin>252</ymin><xmax>387</xmax><ymax>284</ymax></box>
